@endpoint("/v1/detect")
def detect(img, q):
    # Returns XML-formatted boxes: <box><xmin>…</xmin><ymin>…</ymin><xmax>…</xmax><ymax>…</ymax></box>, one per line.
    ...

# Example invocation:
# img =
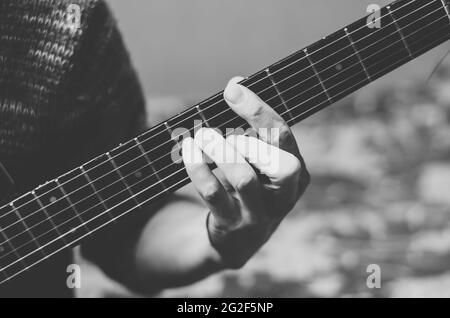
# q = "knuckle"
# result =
<box><xmin>278</xmin><ymin>125</ymin><xmax>291</xmax><ymax>140</ymax></box>
<box><xmin>276</xmin><ymin>125</ymin><xmax>296</xmax><ymax>148</ymax></box>
<box><xmin>248</xmin><ymin>101</ymin><xmax>264</xmax><ymax>118</ymax></box>
<box><xmin>200</xmin><ymin>182</ymin><xmax>222</xmax><ymax>203</ymax></box>
<box><xmin>235</xmin><ymin>172</ymin><xmax>257</xmax><ymax>193</ymax></box>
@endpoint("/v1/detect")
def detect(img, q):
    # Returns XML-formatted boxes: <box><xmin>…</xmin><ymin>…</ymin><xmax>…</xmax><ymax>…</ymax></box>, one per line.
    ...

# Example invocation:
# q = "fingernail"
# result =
<box><xmin>224</xmin><ymin>83</ymin><xmax>244</xmax><ymax>105</ymax></box>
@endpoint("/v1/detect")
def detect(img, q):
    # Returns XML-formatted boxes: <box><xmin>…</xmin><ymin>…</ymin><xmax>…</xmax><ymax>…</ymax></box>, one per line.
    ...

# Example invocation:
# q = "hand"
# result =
<box><xmin>182</xmin><ymin>76</ymin><xmax>310</xmax><ymax>269</ymax></box>
<box><xmin>88</xmin><ymin>77</ymin><xmax>310</xmax><ymax>292</ymax></box>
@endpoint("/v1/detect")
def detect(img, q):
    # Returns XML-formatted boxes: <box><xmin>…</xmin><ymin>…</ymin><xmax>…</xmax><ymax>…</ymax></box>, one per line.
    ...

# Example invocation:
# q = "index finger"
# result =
<box><xmin>223</xmin><ymin>76</ymin><xmax>300</xmax><ymax>158</ymax></box>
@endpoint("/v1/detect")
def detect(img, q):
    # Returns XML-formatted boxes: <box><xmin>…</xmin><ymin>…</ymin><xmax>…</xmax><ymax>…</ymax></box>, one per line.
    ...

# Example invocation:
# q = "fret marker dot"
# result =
<box><xmin>335</xmin><ymin>63</ymin><xmax>343</xmax><ymax>71</ymax></box>
<box><xmin>0</xmin><ymin>246</ymin><xmax>4</xmax><ymax>253</ymax></box>
<box><xmin>49</xmin><ymin>196</ymin><xmax>57</xmax><ymax>203</ymax></box>
<box><xmin>135</xmin><ymin>171</ymin><xmax>143</xmax><ymax>178</ymax></box>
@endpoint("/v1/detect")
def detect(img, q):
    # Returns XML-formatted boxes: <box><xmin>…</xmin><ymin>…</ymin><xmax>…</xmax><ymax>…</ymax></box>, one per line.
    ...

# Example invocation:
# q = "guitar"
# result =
<box><xmin>0</xmin><ymin>0</ymin><xmax>449</xmax><ymax>286</ymax></box>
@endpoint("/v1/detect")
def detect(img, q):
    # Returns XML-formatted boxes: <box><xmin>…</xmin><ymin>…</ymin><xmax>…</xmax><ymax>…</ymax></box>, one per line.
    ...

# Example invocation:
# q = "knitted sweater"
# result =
<box><xmin>0</xmin><ymin>0</ymin><xmax>146</xmax><ymax>297</ymax></box>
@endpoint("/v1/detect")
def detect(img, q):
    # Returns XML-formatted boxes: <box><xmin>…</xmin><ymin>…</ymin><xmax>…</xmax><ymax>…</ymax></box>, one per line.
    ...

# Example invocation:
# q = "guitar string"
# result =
<box><xmin>0</xmin><ymin>4</ymin><xmax>443</xmax><ymax>240</ymax></box>
<box><xmin>0</xmin><ymin>0</ymin><xmax>439</xmax><ymax>235</ymax></box>
<box><xmin>160</xmin><ymin>0</ymin><xmax>434</xmax><ymax>128</ymax></box>
<box><xmin>0</xmin><ymin>8</ymin><xmax>446</xmax><ymax>259</ymax></box>
<box><xmin>0</xmin><ymin>16</ymin><xmax>447</xmax><ymax>272</ymax></box>
<box><xmin>0</xmin><ymin>7</ymin><xmax>446</xmax><ymax>250</ymax></box>
<box><xmin>0</xmin><ymin>0</ymin><xmax>431</xmax><ymax>221</ymax></box>
<box><xmin>1</xmin><ymin>23</ymin><xmax>449</xmax><ymax>281</ymax></box>
<box><xmin>1</xmin><ymin>23</ymin><xmax>448</xmax><ymax>285</ymax></box>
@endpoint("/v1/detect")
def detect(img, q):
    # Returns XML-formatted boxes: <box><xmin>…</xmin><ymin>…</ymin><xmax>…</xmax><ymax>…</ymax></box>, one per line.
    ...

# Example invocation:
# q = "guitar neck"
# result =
<box><xmin>1</xmin><ymin>0</ymin><xmax>449</xmax><ymax>285</ymax></box>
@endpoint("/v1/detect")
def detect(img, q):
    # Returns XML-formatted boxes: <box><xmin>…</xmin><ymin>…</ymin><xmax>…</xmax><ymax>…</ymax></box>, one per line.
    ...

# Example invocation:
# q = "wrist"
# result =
<box><xmin>206</xmin><ymin>211</ymin><xmax>274</xmax><ymax>270</ymax></box>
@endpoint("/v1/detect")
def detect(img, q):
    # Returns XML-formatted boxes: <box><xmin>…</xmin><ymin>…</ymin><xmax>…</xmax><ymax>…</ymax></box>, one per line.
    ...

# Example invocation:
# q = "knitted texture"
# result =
<box><xmin>0</xmin><ymin>0</ymin><xmax>146</xmax><ymax>193</ymax></box>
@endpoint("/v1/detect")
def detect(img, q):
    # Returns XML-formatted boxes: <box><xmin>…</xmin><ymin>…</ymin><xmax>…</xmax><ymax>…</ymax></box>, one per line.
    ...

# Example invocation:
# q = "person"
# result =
<box><xmin>0</xmin><ymin>0</ymin><xmax>309</xmax><ymax>297</ymax></box>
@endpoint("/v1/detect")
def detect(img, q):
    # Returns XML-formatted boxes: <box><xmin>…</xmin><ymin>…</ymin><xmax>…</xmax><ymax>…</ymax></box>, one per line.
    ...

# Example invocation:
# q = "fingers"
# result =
<box><xmin>224</xmin><ymin>77</ymin><xmax>299</xmax><ymax>157</ymax></box>
<box><xmin>228</xmin><ymin>134</ymin><xmax>311</xmax><ymax>213</ymax></box>
<box><xmin>226</xmin><ymin>135</ymin><xmax>304</xmax><ymax>208</ymax></box>
<box><xmin>182</xmin><ymin>137</ymin><xmax>237</xmax><ymax>225</ymax></box>
<box><xmin>193</xmin><ymin>128</ymin><xmax>265</xmax><ymax>219</ymax></box>
<box><xmin>226</xmin><ymin>135</ymin><xmax>301</xmax><ymax>186</ymax></box>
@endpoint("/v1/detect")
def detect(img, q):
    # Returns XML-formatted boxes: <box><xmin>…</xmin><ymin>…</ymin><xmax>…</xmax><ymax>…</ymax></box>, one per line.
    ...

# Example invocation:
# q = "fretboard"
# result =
<box><xmin>1</xmin><ymin>0</ymin><xmax>449</xmax><ymax>285</ymax></box>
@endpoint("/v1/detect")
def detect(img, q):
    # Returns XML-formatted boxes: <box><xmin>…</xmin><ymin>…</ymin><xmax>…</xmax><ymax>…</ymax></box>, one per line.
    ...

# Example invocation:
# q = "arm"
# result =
<box><xmin>83</xmin><ymin>77</ymin><xmax>310</xmax><ymax>294</ymax></box>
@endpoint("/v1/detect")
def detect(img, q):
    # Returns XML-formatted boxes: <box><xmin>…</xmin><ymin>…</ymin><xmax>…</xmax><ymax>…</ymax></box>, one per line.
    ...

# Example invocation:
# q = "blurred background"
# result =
<box><xmin>77</xmin><ymin>0</ymin><xmax>450</xmax><ymax>297</ymax></box>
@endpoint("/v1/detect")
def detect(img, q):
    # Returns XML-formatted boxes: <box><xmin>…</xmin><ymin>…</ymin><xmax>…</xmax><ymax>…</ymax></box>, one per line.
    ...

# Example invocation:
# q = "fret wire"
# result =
<box><xmin>10</xmin><ymin>203</ymin><xmax>46</xmax><ymax>257</ymax></box>
<box><xmin>1</xmin><ymin>25</ymin><xmax>449</xmax><ymax>282</ymax></box>
<box><xmin>0</xmin><ymin>0</ymin><xmax>436</xmax><ymax>231</ymax></box>
<box><xmin>344</xmin><ymin>27</ymin><xmax>372</xmax><ymax>82</ymax></box>
<box><xmin>265</xmin><ymin>68</ymin><xmax>294</xmax><ymax>120</ymax></box>
<box><xmin>79</xmin><ymin>167</ymin><xmax>114</xmax><ymax>220</ymax></box>
<box><xmin>0</xmin><ymin>225</ymin><xmax>26</xmax><ymax>268</ymax></box>
<box><xmin>388</xmin><ymin>5</ymin><xmax>414</xmax><ymax>58</ymax></box>
<box><xmin>107</xmin><ymin>153</ymin><xmax>141</xmax><ymax>208</ymax></box>
<box><xmin>32</xmin><ymin>192</ymin><xmax>68</xmax><ymax>246</ymax></box>
<box><xmin>0</xmin><ymin>5</ymin><xmax>445</xmax><ymax>243</ymax></box>
<box><xmin>440</xmin><ymin>0</ymin><xmax>450</xmax><ymax>22</ymax></box>
<box><xmin>164</xmin><ymin>121</ymin><xmax>175</xmax><ymax>140</ymax></box>
<box><xmin>55</xmin><ymin>179</ymin><xmax>89</xmax><ymax>231</ymax></box>
<box><xmin>134</xmin><ymin>138</ymin><xmax>167</xmax><ymax>190</ymax></box>
<box><xmin>163</xmin><ymin>121</ymin><xmax>184</xmax><ymax>175</ymax></box>
<box><xmin>163</xmin><ymin>120</ymin><xmax>183</xmax><ymax>180</ymax></box>
<box><xmin>303</xmin><ymin>48</ymin><xmax>332</xmax><ymax>103</ymax></box>
<box><xmin>0</xmin><ymin>4</ymin><xmax>444</xmax><ymax>240</ymax></box>
<box><xmin>195</xmin><ymin>105</ymin><xmax>211</xmax><ymax>128</ymax></box>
